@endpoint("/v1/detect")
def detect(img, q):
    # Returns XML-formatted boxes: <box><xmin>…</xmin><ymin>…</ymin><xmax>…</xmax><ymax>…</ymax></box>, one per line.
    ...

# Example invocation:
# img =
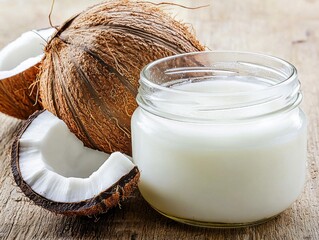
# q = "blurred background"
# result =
<box><xmin>1</xmin><ymin>0</ymin><xmax>319</xmax><ymax>54</ymax></box>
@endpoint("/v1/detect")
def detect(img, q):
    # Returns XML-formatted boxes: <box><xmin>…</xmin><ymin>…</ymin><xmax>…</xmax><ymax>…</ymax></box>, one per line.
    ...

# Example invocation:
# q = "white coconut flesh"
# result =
<box><xmin>0</xmin><ymin>28</ymin><xmax>55</xmax><ymax>79</ymax></box>
<box><xmin>18</xmin><ymin>110</ymin><xmax>135</xmax><ymax>203</ymax></box>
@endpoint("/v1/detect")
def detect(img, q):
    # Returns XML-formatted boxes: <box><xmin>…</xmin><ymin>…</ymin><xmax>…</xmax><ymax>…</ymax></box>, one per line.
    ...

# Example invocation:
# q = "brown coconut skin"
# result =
<box><xmin>11</xmin><ymin>110</ymin><xmax>140</xmax><ymax>216</ymax></box>
<box><xmin>0</xmin><ymin>64</ymin><xmax>42</xmax><ymax>119</ymax></box>
<box><xmin>39</xmin><ymin>0</ymin><xmax>205</xmax><ymax>155</ymax></box>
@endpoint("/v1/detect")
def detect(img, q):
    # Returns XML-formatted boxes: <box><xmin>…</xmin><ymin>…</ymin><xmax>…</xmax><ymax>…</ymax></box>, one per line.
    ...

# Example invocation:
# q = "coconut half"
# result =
<box><xmin>0</xmin><ymin>28</ymin><xmax>55</xmax><ymax>119</ymax></box>
<box><xmin>11</xmin><ymin>110</ymin><xmax>139</xmax><ymax>215</ymax></box>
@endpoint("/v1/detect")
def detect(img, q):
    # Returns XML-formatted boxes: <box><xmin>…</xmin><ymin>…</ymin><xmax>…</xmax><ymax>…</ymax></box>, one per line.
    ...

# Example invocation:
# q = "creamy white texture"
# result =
<box><xmin>19</xmin><ymin>111</ymin><xmax>135</xmax><ymax>203</ymax></box>
<box><xmin>132</xmin><ymin>80</ymin><xmax>307</xmax><ymax>223</ymax></box>
<box><xmin>0</xmin><ymin>28</ymin><xmax>55</xmax><ymax>79</ymax></box>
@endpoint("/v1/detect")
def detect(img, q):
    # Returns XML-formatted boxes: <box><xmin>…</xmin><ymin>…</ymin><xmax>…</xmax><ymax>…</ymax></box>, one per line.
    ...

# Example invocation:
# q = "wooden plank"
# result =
<box><xmin>0</xmin><ymin>0</ymin><xmax>319</xmax><ymax>239</ymax></box>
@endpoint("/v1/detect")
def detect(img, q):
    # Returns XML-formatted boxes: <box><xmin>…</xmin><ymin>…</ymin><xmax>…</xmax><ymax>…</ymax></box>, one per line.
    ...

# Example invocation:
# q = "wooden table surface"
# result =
<box><xmin>1</xmin><ymin>0</ymin><xmax>319</xmax><ymax>239</ymax></box>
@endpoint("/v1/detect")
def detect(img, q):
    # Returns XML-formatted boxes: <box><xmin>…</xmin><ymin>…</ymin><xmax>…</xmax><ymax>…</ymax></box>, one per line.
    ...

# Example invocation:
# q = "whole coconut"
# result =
<box><xmin>39</xmin><ymin>0</ymin><xmax>204</xmax><ymax>155</ymax></box>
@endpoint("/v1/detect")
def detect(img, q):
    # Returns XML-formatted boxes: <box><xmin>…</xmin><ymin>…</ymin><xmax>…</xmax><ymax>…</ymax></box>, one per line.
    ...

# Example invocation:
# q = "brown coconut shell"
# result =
<box><xmin>0</xmin><ymin>64</ymin><xmax>42</xmax><ymax>119</ymax></box>
<box><xmin>11</xmin><ymin>110</ymin><xmax>140</xmax><ymax>216</ymax></box>
<box><xmin>39</xmin><ymin>0</ymin><xmax>205</xmax><ymax>155</ymax></box>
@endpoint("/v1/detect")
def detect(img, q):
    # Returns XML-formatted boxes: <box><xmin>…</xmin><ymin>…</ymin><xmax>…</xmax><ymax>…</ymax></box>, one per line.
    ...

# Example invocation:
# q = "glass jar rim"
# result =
<box><xmin>137</xmin><ymin>51</ymin><xmax>302</xmax><ymax>122</ymax></box>
<box><xmin>140</xmin><ymin>51</ymin><xmax>297</xmax><ymax>97</ymax></box>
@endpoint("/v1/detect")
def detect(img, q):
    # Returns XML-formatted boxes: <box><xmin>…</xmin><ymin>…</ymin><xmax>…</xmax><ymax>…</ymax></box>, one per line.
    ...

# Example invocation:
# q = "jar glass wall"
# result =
<box><xmin>131</xmin><ymin>51</ymin><xmax>307</xmax><ymax>228</ymax></box>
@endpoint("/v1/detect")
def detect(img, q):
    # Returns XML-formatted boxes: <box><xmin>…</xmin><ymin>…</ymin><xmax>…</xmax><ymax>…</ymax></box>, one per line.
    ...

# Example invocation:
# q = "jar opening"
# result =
<box><xmin>137</xmin><ymin>51</ymin><xmax>301</xmax><ymax>122</ymax></box>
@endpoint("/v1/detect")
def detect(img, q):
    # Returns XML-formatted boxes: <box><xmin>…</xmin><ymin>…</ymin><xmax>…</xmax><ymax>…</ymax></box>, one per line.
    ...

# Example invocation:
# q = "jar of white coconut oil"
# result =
<box><xmin>131</xmin><ymin>51</ymin><xmax>307</xmax><ymax>228</ymax></box>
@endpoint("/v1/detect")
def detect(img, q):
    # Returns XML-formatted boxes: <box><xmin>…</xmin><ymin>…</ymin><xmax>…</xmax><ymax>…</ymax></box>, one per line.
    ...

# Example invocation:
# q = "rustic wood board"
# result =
<box><xmin>0</xmin><ymin>0</ymin><xmax>319</xmax><ymax>239</ymax></box>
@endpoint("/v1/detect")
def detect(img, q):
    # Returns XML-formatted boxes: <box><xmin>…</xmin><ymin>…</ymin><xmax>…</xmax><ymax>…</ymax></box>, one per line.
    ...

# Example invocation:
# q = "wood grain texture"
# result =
<box><xmin>0</xmin><ymin>0</ymin><xmax>318</xmax><ymax>239</ymax></box>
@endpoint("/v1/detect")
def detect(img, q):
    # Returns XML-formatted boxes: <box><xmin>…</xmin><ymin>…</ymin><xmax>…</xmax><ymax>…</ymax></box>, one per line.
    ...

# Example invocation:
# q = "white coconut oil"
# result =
<box><xmin>132</xmin><ymin>52</ymin><xmax>307</xmax><ymax>227</ymax></box>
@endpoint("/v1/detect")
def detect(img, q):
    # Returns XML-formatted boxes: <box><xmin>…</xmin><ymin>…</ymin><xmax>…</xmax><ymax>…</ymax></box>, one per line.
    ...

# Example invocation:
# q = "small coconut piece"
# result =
<box><xmin>11</xmin><ymin>110</ymin><xmax>139</xmax><ymax>215</ymax></box>
<box><xmin>40</xmin><ymin>0</ymin><xmax>205</xmax><ymax>155</ymax></box>
<box><xmin>0</xmin><ymin>28</ymin><xmax>55</xmax><ymax>119</ymax></box>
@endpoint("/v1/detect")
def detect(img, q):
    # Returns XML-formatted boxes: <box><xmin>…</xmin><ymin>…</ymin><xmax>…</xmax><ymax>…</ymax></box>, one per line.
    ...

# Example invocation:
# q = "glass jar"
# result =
<box><xmin>131</xmin><ymin>51</ymin><xmax>307</xmax><ymax>228</ymax></box>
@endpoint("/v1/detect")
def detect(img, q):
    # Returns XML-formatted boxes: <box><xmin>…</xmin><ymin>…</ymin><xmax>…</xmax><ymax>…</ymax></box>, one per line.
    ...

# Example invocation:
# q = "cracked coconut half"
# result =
<box><xmin>0</xmin><ymin>28</ymin><xmax>55</xmax><ymax>119</ymax></box>
<box><xmin>11</xmin><ymin>110</ymin><xmax>139</xmax><ymax>215</ymax></box>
